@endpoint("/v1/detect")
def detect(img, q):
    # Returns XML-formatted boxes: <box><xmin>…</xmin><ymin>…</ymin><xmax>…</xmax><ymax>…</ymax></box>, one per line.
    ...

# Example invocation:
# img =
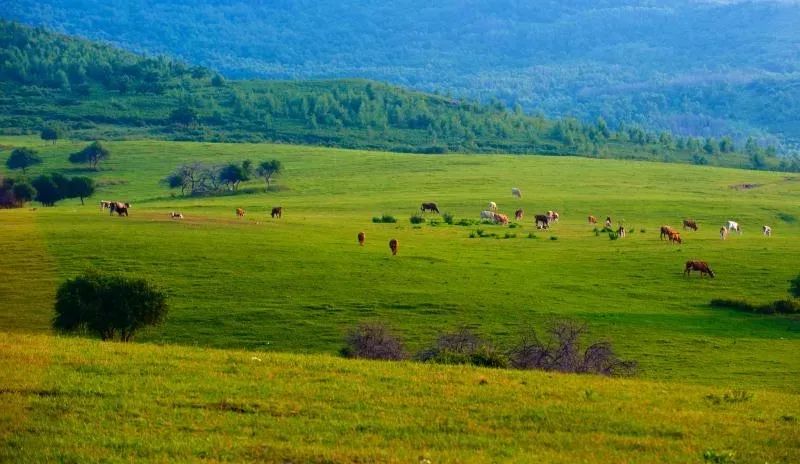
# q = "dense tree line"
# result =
<box><xmin>4</xmin><ymin>1</ymin><xmax>800</xmax><ymax>149</ymax></box>
<box><xmin>0</xmin><ymin>20</ymin><xmax>790</xmax><ymax>172</ymax></box>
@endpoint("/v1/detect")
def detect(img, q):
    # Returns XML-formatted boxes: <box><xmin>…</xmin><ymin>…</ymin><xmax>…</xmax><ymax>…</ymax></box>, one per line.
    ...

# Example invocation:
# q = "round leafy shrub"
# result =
<box><xmin>53</xmin><ymin>272</ymin><xmax>168</xmax><ymax>341</ymax></box>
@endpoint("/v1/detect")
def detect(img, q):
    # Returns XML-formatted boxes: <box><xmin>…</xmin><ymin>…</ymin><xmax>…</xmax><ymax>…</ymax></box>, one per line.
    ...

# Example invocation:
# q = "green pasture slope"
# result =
<box><xmin>1</xmin><ymin>136</ymin><xmax>799</xmax><ymax>389</ymax></box>
<box><xmin>1</xmin><ymin>136</ymin><xmax>800</xmax><ymax>461</ymax></box>
<box><xmin>1</xmin><ymin>332</ymin><xmax>798</xmax><ymax>463</ymax></box>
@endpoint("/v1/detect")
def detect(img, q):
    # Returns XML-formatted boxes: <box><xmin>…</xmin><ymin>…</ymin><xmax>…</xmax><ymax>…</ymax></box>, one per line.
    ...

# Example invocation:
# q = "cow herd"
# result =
<box><xmin>100</xmin><ymin>185</ymin><xmax>775</xmax><ymax>278</ymax></box>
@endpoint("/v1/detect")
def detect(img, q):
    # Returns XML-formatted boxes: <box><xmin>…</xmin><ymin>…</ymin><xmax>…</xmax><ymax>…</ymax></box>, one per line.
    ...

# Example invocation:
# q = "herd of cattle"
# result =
<box><xmin>101</xmin><ymin>185</ymin><xmax>777</xmax><ymax>278</ymax></box>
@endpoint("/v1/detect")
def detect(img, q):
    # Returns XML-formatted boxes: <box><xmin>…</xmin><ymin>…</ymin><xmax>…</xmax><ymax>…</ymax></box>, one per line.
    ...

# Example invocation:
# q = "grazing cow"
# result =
<box><xmin>515</xmin><ymin>209</ymin><xmax>524</xmax><ymax>221</ymax></box>
<box><xmin>763</xmin><ymin>225</ymin><xmax>772</xmax><ymax>237</ymax></box>
<box><xmin>534</xmin><ymin>214</ymin><xmax>550</xmax><ymax>229</ymax></box>
<box><xmin>100</xmin><ymin>200</ymin><xmax>112</xmax><ymax>211</ymax></box>
<box><xmin>547</xmin><ymin>211</ymin><xmax>560</xmax><ymax>223</ymax></box>
<box><xmin>236</xmin><ymin>208</ymin><xmax>245</xmax><ymax>218</ymax></box>
<box><xmin>725</xmin><ymin>221</ymin><xmax>741</xmax><ymax>235</ymax></box>
<box><xmin>668</xmin><ymin>231</ymin><xmax>682</xmax><ymax>244</ymax></box>
<box><xmin>720</xmin><ymin>227</ymin><xmax>728</xmax><ymax>240</ymax></box>
<box><xmin>420</xmin><ymin>202</ymin><xmax>440</xmax><ymax>214</ymax></box>
<box><xmin>511</xmin><ymin>188</ymin><xmax>522</xmax><ymax>199</ymax></box>
<box><xmin>358</xmin><ymin>231</ymin><xmax>366</xmax><ymax>246</ymax></box>
<box><xmin>169</xmin><ymin>211</ymin><xmax>183</xmax><ymax>219</ymax></box>
<box><xmin>109</xmin><ymin>202</ymin><xmax>129</xmax><ymax>217</ymax></box>
<box><xmin>480</xmin><ymin>210</ymin><xmax>495</xmax><ymax>221</ymax></box>
<box><xmin>604</xmin><ymin>217</ymin><xmax>612</xmax><ymax>229</ymax></box>
<box><xmin>389</xmin><ymin>238</ymin><xmax>398</xmax><ymax>256</ymax></box>
<box><xmin>684</xmin><ymin>260</ymin><xmax>715</xmax><ymax>278</ymax></box>
<box><xmin>660</xmin><ymin>225</ymin><xmax>677</xmax><ymax>241</ymax></box>
<box><xmin>617</xmin><ymin>225</ymin><xmax>626</xmax><ymax>238</ymax></box>
<box><xmin>493</xmin><ymin>213</ymin><xmax>509</xmax><ymax>225</ymax></box>
<box><xmin>683</xmin><ymin>219</ymin><xmax>698</xmax><ymax>231</ymax></box>
<box><xmin>271</xmin><ymin>206</ymin><xmax>283</xmax><ymax>218</ymax></box>
<box><xmin>588</xmin><ymin>215</ymin><xmax>597</xmax><ymax>224</ymax></box>
<box><xmin>488</xmin><ymin>201</ymin><xmax>497</xmax><ymax>211</ymax></box>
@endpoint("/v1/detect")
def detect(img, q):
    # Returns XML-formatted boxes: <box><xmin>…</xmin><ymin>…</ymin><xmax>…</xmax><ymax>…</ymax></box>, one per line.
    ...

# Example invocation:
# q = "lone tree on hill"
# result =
<box><xmin>257</xmin><ymin>159</ymin><xmax>283</xmax><ymax>190</ymax></box>
<box><xmin>53</xmin><ymin>272</ymin><xmax>168</xmax><ymax>342</ymax></box>
<box><xmin>68</xmin><ymin>176</ymin><xmax>95</xmax><ymax>205</ymax></box>
<box><xmin>40</xmin><ymin>125</ymin><xmax>64</xmax><ymax>144</ymax></box>
<box><xmin>6</xmin><ymin>147</ymin><xmax>42</xmax><ymax>173</ymax></box>
<box><xmin>69</xmin><ymin>141</ymin><xmax>110</xmax><ymax>170</ymax></box>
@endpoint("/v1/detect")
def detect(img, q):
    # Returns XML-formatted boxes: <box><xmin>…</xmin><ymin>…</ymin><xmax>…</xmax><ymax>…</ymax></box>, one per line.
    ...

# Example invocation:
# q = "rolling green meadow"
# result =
<box><xmin>2</xmin><ymin>135</ymin><xmax>800</xmax><ymax>461</ymax></box>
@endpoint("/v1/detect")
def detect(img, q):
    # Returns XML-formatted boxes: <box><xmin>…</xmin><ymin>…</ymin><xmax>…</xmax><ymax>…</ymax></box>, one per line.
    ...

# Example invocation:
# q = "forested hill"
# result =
<box><xmin>1</xmin><ymin>20</ymin><xmax>795</xmax><ymax>171</ymax></box>
<box><xmin>3</xmin><ymin>0</ymin><xmax>800</xmax><ymax>150</ymax></box>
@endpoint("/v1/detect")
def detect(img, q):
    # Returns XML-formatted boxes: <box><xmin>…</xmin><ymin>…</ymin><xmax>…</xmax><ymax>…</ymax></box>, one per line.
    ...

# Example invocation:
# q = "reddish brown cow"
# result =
<box><xmin>358</xmin><ymin>231</ymin><xmax>365</xmax><ymax>246</ymax></box>
<box><xmin>684</xmin><ymin>260</ymin><xmax>715</xmax><ymax>278</ymax></box>
<box><xmin>660</xmin><ymin>225</ymin><xmax>677</xmax><ymax>240</ymax></box>
<box><xmin>668</xmin><ymin>231</ymin><xmax>682</xmax><ymax>244</ymax></box>
<box><xmin>515</xmin><ymin>209</ymin><xmax>524</xmax><ymax>221</ymax></box>
<box><xmin>588</xmin><ymin>215</ymin><xmax>597</xmax><ymax>224</ymax></box>
<box><xmin>494</xmin><ymin>213</ymin><xmax>509</xmax><ymax>225</ymax></box>
<box><xmin>389</xmin><ymin>238</ymin><xmax>398</xmax><ymax>256</ymax></box>
<box><xmin>236</xmin><ymin>208</ymin><xmax>245</xmax><ymax>218</ymax></box>
<box><xmin>683</xmin><ymin>219</ymin><xmax>698</xmax><ymax>231</ymax></box>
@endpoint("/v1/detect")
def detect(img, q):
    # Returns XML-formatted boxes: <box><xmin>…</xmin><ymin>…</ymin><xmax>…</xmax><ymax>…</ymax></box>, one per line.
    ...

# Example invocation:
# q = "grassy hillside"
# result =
<box><xmin>4</xmin><ymin>0</ymin><xmax>800</xmax><ymax>149</ymax></box>
<box><xmin>1</xmin><ymin>332</ymin><xmax>799</xmax><ymax>463</ymax></box>
<box><xmin>1</xmin><ymin>136</ymin><xmax>799</xmax><ymax>392</ymax></box>
<box><xmin>1</xmin><ymin>20</ymin><xmax>791</xmax><ymax>171</ymax></box>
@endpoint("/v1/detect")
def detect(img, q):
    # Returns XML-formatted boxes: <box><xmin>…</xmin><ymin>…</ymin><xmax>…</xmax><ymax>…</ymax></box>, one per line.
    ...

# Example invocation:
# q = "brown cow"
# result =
<box><xmin>236</xmin><ymin>208</ymin><xmax>245</xmax><ymax>218</ymax></box>
<box><xmin>720</xmin><ymin>227</ymin><xmax>728</xmax><ymax>240</ymax></box>
<box><xmin>534</xmin><ymin>214</ymin><xmax>550</xmax><ymax>229</ymax></box>
<box><xmin>515</xmin><ymin>209</ymin><xmax>524</xmax><ymax>221</ymax></box>
<box><xmin>684</xmin><ymin>260</ymin><xmax>715</xmax><ymax>278</ymax></box>
<box><xmin>683</xmin><ymin>219</ymin><xmax>698</xmax><ymax>231</ymax></box>
<box><xmin>109</xmin><ymin>202</ymin><xmax>129</xmax><ymax>216</ymax></box>
<box><xmin>588</xmin><ymin>215</ymin><xmax>597</xmax><ymax>224</ymax></box>
<box><xmin>617</xmin><ymin>225</ymin><xmax>626</xmax><ymax>238</ymax></box>
<box><xmin>668</xmin><ymin>231</ymin><xmax>682</xmax><ymax>244</ymax></box>
<box><xmin>271</xmin><ymin>206</ymin><xmax>283</xmax><ymax>218</ymax></box>
<box><xmin>358</xmin><ymin>231</ymin><xmax>365</xmax><ymax>246</ymax></box>
<box><xmin>389</xmin><ymin>238</ymin><xmax>398</xmax><ymax>256</ymax></box>
<box><xmin>420</xmin><ymin>202</ymin><xmax>440</xmax><ymax>214</ymax></box>
<box><xmin>660</xmin><ymin>225</ymin><xmax>677</xmax><ymax>240</ymax></box>
<box><xmin>494</xmin><ymin>213</ymin><xmax>509</xmax><ymax>225</ymax></box>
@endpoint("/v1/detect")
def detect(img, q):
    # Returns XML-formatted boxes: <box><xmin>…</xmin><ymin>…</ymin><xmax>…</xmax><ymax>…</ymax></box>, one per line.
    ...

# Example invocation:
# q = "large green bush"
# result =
<box><xmin>54</xmin><ymin>273</ymin><xmax>168</xmax><ymax>341</ymax></box>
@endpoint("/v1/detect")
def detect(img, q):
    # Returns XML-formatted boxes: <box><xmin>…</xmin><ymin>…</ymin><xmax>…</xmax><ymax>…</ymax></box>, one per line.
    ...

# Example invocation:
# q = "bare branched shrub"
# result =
<box><xmin>508</xmin><ymin>320</ymin><xmax>637</xmax><ymax>376</ymax></box>
<box><xmin>341</xmin><ymin>323</ymin><xmax>407</xmax><ymax>360</ymax></box>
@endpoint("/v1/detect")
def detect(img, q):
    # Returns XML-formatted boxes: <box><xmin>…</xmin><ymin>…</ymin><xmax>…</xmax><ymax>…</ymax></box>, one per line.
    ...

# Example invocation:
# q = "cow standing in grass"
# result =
<box><xmin>726</xmin><ymin>220</ymin><xmax>741</xmax><ymax>235</ymax></box>
<box><xmin>488</xmin><ymin>201</ymin><xmax>497</xmax><ymax>211</ymax></box>
<box><xmin>683</xmin><ymin>219</ymin><xmax>698</xmax><ymax>231</ymax></box>
<box><xmin>515</xmin><ymin>209</ymin><xmax>524</xmax><ymax>221</ymax></box>
<box><xmin>763</xmin><ymin>225</ymin><xmax>772</xmax><ymax>237</ymax></box>
<box><xmin>170</xmin><ymin>212</ymin><xmax>183</xmax><ymax>219</ymax></box>
<box><xmin>720</xmin><ymin>227</ymin><xmax>728</xmax><ymax>240</ymax></box>
<box><xmin>493</xmin><ymin>213</ymin><xmax>509</xmax><ymax>225</ymax></box>
<box><xmin>511</xmin><ymin>188</ymin><xmax>522</xmax><ymax>198</ymax></box>
<box><xmin>420</xmin><ymin>202</ymin><xmax>440</xmax><ymax>214</ymax></box>
<box><xmin>358</xmin><ymin>231</ymin><xmax>366</xmax><ymax>246</ymax></box>
<box><xmin>110</xmin><ymin>202</ymin><xmax>129</xmax><ymax>217</ymax></box>
<box><xmin>389</xmin><ymin>239</ymin><xmax>398</xmax><ymax>256</ymax></box>
<box><xmin>684</xmin><ymin>260</ymin><xmax>715</xmax><ymax>278</ymax></box>
<box><xmin>271</xmin><ymin>206</ymin><xmax>283</xmax><ymax>218</ymax></box>
<box><xmin>660</xmin><ymin>225</ymin><xmax>677</xmax><ymax>241</ymax></box>
<box><xmin>236</xmin><ymin>208</ymin><xmax>245</xmax><ymax>218</ymax></box>
<box><xmin>588</xmin><ymin>215</ymin><xmax>597</xmax><ymax>224</ymax></box>
<box><xmin>535</xmin><ymin>214</ymin><xmax>550</xmax><ymax>230</ymax></box>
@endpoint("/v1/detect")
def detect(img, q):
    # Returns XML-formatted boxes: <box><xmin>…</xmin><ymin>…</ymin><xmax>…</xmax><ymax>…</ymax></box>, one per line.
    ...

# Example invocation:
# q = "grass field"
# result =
<box><xmin>1</xmin><ymin>332</ymin><xmax>799</xmax><ymax>463</ymax></box>
<box><xmin>2</xmin><ymin>136</ymin><xmax>800</xmax><ymax>461</ymax></box>
<box><xmin>1</xmin><ymin>136</ymin><xmax>799</xmax><ymax>394</ymax></box>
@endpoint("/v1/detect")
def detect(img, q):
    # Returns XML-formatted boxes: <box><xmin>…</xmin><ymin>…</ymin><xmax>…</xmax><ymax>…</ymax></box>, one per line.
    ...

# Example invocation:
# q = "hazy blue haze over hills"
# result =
<box><xmin>3</xmin><ymin>0</ymin><xmax>800</xmax><ymax>149</ymax></box>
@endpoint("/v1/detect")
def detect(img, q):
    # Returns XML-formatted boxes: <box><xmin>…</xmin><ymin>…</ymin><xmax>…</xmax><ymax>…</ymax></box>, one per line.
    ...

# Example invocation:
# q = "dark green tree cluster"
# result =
<box><xmin>30</xmin><ymin>173</ymin><xmax>95</xmax><ymax>206</ymax></box>
<box><xmin>53</xmin><ymin>272</ymin><xmax>168</xmax><ymax>341</ymax></box>
<box><xmin>0</xmin><ymin>175</ymin><xmax>36</xmax><ymax>208</ymax></box>
<box><xmin>165</xmin><ymin>159</ymin><xmax>265</xmax><ymax>195</ymax></box>
<box><xmin>5</xmin><ymin>147</ymin><xmax>42</xmax><ymax>173</ymax></box>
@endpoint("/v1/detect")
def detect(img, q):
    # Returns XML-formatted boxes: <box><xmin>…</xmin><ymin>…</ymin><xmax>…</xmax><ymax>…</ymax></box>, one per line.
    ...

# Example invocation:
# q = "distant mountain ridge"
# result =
<box><xmin>3</xmin><ymin>0</ymin><xmax>800</xmax><ymax>150</ymax></box>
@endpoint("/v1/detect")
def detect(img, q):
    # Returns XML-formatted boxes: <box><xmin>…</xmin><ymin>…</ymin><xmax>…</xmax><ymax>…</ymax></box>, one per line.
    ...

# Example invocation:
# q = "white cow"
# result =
<box><xmin>763</xmin><ymin>225</ymin><xmax>772</xmax><ymax>237</ymax></box>
<box><xmin>100</xmin><ymin>200</ymin><xmax>112</xmax><ymax>211</ymax></box>
<box><xmin>480</xmin><ymin>210</ymin><xmax>495</xmax><ymax>220</ymax></box>
<box><xmin>170</xmin><ymin>211</ymin><xmax>184</xmax><ymax>219</ymax></box>
<box><xmin>488</xmin><ymin>201</ymin><xmax>497</xmax><ymax>211</ymax></box>
<box><xmin>547</xmin><ymin>210</ymin><xmax>560</xmax><ymax>223</ymax></box>
<box><xmin>725</xmin><ymin>220</ymin><xmax>741</xmax><ymax>235</ymax></box>
<box><xmin>511</xmin><ymin>188</ymin><xmax>522</xmax><ymax>199</ymax></box>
